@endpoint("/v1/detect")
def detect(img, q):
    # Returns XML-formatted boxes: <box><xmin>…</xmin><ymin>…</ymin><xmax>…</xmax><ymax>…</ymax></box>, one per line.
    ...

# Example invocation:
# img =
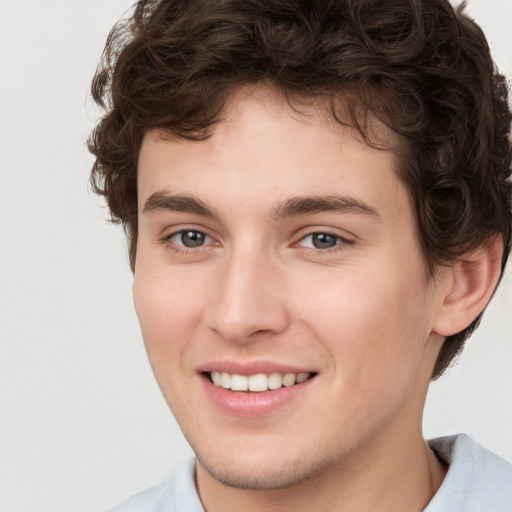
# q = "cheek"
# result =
<box><xmin>133</xmin><ymin>266</ymin><xmax>204</xmax><ymax>373</ymax></box>
<box><xmin>299</xmin><ymin>267</ymin><xmax>430</xmax><ymax>388</ymax></box>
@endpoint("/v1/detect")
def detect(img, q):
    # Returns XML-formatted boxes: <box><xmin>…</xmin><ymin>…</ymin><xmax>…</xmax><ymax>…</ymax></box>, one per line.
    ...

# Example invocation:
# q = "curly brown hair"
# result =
<box><xmin>88</xmin><ymin>0</ymin><xmax>512</xmax><ymax>379</ymax></box>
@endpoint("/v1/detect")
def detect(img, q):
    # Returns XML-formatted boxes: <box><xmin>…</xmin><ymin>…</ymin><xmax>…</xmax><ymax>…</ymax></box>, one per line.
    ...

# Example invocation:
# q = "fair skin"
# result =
<box><xmin>133</xmin><ymin>87</ymin><xmax>501</xmax><ymax>512</ymax></box>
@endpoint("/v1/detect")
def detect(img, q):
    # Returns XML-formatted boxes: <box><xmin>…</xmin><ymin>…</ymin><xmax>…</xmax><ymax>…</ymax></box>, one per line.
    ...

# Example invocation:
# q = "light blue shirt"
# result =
<box><xmin>425</xmin><ymin>434</ymin><xmax>512</xmax><ymax>511</ymax></box>
<box><xmin>107</xmin><ymin>434</ymin><xmax>512</xmax><ymax>511</ymax></box>
<box><xmin>107</xmin><ymin>458</ymin><xmax>202</xmax><ymax>512</ymax></box>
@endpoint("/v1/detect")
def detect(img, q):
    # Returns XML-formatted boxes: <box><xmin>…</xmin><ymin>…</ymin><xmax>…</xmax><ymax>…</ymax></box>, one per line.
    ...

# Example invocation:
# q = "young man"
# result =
<box><xmin>89</xmin><ymin>0</ymin><xmax>512</xmax><ymax>510</ymax></box>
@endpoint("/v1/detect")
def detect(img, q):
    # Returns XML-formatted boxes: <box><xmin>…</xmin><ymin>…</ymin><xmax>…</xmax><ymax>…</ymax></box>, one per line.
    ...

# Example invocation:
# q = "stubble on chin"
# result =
<box><xmin>194</xmin><ymin>449</ymin><xmax>340</xmax><ymax>491</ymax></box>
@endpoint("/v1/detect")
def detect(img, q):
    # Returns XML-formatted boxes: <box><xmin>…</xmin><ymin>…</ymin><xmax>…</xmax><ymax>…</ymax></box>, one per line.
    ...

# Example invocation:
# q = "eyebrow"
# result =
<box><xmin>271</xmin><ymin>195</ymin><xmax>380</xmax><ymax>220</ymax></box>
<box><xmin>142</xmin><ymin>191</ymin><xmax>380</xmax><ymax>220</ymax></box>
<box><xmin>143</xmin><ymin>192</ymin><xmax>217</xmax><ymax>217</ymax></box>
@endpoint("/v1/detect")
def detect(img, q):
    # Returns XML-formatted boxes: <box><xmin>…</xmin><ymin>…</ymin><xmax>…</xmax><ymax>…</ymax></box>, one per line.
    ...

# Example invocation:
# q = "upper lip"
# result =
<box><xmin>196</xmin><ymin>360</ymin><xmax>317</xmax><ymax>376</ymax></box>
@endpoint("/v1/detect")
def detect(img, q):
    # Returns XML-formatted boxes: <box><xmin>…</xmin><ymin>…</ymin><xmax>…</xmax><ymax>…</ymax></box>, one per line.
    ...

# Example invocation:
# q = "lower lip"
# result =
<box><xmin>201</xmin><ymin>375</ymin><xmax>316</xmax><ymax>417</ymax></box>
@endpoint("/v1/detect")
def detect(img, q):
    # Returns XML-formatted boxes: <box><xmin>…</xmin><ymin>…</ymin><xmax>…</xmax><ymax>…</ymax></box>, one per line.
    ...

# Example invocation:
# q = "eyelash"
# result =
<box><xmin>160</xmin><ymin>229</ymin><xmax>354</xmax><ymax>255</ymax></box>
<box><xmin>293</xmin><ymin>232</ymin><xmax>354</xmax><ymax>253</ymax></box>
<box><xmin>160</xmin><ymin>229</ymin><xmax>217</xmax><ymax>254</ymax></box>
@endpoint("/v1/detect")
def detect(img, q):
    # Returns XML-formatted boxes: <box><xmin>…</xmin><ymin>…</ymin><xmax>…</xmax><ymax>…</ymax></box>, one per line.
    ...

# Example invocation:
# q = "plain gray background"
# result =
<box><xmin>0</xmin><ymin>1</ymin><xmax>510</xmax><ymax>511</ymax></box>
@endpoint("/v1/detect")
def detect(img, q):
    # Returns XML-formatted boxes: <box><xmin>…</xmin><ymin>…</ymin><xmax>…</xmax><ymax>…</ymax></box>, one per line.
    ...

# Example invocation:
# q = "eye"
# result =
<box><xmin>166</xmin><ymin>229</ymin><xmax>213</xmax><ymax>249</ymax></box>
<box><xmin>298</xmin><ymin>232</ymin><xmax>344</xmax><ymax>250</ymax></box>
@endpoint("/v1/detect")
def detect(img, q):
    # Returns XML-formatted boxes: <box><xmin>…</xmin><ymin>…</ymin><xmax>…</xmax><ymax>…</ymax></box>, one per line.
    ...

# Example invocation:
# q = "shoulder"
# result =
<box><xmin>106</xmin><ymin>459</ymin><xmax>204</xmax><ymax>512</ymax></box>
<box><xmin>426</xmin><ymin>434</ymin><xmax>512</xmax><ymax>512</ymax></box>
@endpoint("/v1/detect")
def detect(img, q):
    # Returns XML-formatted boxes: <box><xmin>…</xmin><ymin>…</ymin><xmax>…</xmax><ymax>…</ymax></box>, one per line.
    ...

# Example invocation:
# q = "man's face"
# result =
<box><xmin>134</xmin><ymin>89</ymin><xmax>447</xmax><ymax>489</ymax></box>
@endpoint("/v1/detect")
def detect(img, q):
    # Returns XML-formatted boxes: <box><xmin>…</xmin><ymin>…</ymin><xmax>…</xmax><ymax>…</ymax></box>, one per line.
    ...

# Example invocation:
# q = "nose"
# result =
<box><xmin>205</xmin><ymin>249</ymin><xmax>290</xmax><ymax>343</ymax></box>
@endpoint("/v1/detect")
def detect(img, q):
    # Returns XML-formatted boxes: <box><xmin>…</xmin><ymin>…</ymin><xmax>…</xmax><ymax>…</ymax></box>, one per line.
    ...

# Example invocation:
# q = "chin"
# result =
<box><xmin>194</xmin><ymin>446</ymin><xmax>338</xmax><ymax>490</ymax></box>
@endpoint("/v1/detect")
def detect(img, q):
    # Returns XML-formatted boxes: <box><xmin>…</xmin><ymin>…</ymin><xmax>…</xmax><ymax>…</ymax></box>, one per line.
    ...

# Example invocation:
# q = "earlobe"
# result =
<box><xmin>433</xmin><ymin>237</ymin><xmax>504</xmax><ymax>337</ymax></box>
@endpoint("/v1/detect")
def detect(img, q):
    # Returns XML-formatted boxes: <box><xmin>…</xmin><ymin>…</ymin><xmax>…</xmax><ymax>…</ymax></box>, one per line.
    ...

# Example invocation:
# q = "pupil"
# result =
<box><xmin>312</xmin><ymin>233</ymin><xmax>337</xmax><ymax>249</ymax></box>
<box><xmin>181</xmin><ymin>231</ymin><xmax>205</xmax><ymax>248</ymax></box>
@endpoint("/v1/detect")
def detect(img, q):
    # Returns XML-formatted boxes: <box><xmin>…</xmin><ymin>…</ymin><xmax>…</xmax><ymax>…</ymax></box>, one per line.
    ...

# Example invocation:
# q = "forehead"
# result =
<box><xmin>137</xmin><ymin>87</ymin><xmax>408</xmax><ymax>224</ymax></box>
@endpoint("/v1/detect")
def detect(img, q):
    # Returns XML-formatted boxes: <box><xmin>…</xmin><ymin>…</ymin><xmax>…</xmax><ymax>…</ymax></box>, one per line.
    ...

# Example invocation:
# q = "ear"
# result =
<box><xmin>433</xmin><ymin>237</ymin><xmax>504</xmax><ymax>337</ymax></box>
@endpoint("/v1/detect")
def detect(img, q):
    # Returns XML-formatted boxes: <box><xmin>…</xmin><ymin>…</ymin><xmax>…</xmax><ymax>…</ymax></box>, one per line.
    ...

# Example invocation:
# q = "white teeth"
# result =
<box><xmin>248</xmin><ymin>373</ymin><xmax>268</xmax><ymax>392</ymax></box>
<box><xmin>267</xmin><ymin>372</ymin><xmax>283</xmax><ymax>390</ymax></box>
<box><xmin>211</xmin><ymin>371</ymin><xmax>222</xmax><ymax>386</ymax></box>
<box><xmin>221</xmin><ymin>372</ymin><xmax>231</xmax><ymax>389</ymax></box>
<box><xmin>210</xmin><ymin>371</ymin><xmax>312</xmax><ymax>392</ymax></box>
<box><xmin>296</xmin><ymin>372</ymin><xmax>309</xmax><ymax>384</ymax></box>
<box><xmin>282</xmin><ymin>373</ymin><xmax>296</xmax><ymax>387</ymax></box>
<box><xmin>230</xmin><ymin>374</ymin><xmax>249</xmax><ymax>391</ymax></box>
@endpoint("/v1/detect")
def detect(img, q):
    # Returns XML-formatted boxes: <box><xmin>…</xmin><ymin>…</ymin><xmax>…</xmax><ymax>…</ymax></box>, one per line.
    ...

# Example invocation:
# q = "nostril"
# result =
<box><xmin>252</xmin><ymin>329</ymin><xmax>271</xmax><ymax>336</ymax></box>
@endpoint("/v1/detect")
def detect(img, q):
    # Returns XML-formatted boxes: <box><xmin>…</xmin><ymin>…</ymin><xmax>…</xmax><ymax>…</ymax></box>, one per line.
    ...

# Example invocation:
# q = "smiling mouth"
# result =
<box><xmin>206</xmin><ymin>371</ymin><xmax>316</xmax><ymax>392</ymax></box>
